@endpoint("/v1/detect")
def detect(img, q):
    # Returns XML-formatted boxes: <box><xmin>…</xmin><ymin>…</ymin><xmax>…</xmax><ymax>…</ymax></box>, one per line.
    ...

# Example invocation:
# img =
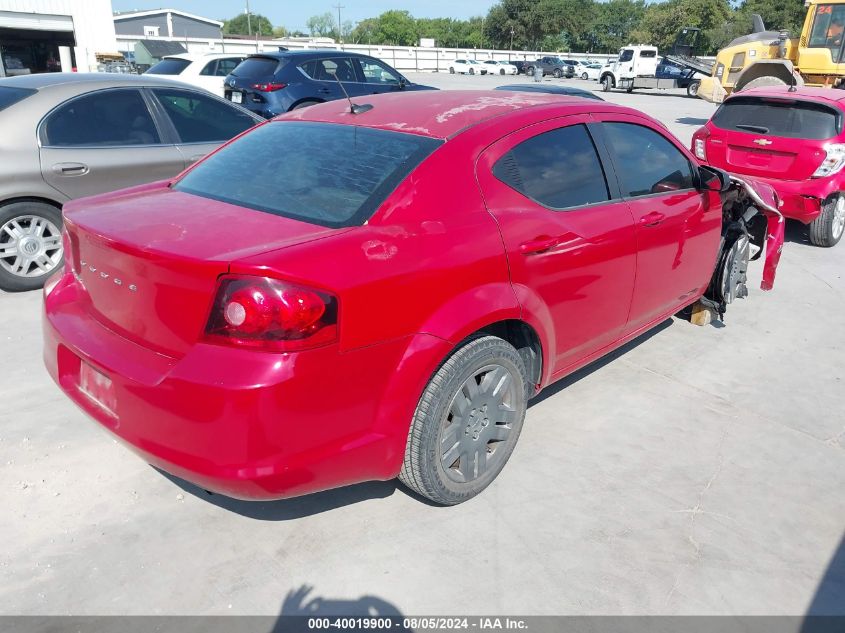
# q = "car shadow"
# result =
<box><xmin>529</xmin><ymin>317</ymin><xmax>673</xmax><ymax>408</ymax></box>
<box><xmin>157</xmin><ymin>469</ymin><xmax>416</xmax><ymax>520</ymax></box>
<box><xmin>785</xmin><ymin>218</ymin><xmax>812</xmax><ymax>245</ymax></box>
<box><xmin>270</xmin><ymin>585</ymin><xmax>406</xmax><ymax>632</ymax></box>
<box><xmin>676</xmin><ymin>116</ymin><xmax>709</xmax><ymax>125</ymax></box>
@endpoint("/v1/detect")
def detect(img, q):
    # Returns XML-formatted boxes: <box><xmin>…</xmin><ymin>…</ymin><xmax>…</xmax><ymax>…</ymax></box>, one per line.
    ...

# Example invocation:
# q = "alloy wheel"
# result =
<box><xmin>0</xmin><ymin>214</ymin><xmax>63</xmax><ymax>278</ymax></box>
<box><xmin>833</xmin><ymin>195</ymin><xmax>845</xmax><ymax>241</ymax></box>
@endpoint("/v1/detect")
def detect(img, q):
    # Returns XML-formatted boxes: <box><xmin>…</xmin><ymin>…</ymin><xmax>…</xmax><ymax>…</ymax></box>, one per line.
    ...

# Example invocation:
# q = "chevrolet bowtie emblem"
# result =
<box><xmin>753</xmin><ymin>138</ymin><xmax>772</xmax><ymax>146</ymax></box>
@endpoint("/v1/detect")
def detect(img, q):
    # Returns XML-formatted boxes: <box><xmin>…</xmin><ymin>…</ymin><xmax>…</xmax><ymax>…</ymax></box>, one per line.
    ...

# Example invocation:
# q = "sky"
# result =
<box><xmin>110</xmin><ymin>1</ymin><xmax>498</xmax><ymax>33</ymax></box>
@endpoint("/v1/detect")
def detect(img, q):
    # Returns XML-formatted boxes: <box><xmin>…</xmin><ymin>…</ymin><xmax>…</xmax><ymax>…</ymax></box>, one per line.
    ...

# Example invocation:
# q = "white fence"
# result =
<box><xmin>116</xmin><ymin>34</ymin><xmax>618</xmax><ymax>72</ymax></box>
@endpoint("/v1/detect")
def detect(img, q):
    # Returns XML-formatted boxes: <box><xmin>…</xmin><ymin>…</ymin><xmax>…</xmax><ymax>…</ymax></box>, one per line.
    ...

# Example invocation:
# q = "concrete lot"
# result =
<box><xmin>1</xmin><ymin>72</ymin><xmax>843</xmax><ymax>617</ymax></box>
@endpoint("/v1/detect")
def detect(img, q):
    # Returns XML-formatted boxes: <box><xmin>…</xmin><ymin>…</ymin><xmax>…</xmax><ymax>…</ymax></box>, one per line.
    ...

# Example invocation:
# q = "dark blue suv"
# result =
<box><xmin>223</xmin><ymin>50</ymin><xmax>436</xmax><ymax>118</ymax></box>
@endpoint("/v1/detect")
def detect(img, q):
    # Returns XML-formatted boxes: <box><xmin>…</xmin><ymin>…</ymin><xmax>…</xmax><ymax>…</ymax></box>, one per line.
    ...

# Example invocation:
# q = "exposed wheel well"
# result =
<box><xmin>475</xmin><ymin>319</ymin><xmax>543</xmax><ymax>397</ymax></box>
<box><xmin>0</xmin><ymin>196</ymin><xmax>63</xmax><ymax>210</ymax></box>
<box><xmin>734</xmin><ymin>61</ymin><xmax>802</xmax><ymax>92</ymax></box>
<box><xmin>287</xmin><ymin>98</ymin><xmax>324</xmax><ymax>111</ymax></box>
<box><xmin>600</xmin><ymin>73</ymin><xmax>615</xmax><ymax>86</ymax></box>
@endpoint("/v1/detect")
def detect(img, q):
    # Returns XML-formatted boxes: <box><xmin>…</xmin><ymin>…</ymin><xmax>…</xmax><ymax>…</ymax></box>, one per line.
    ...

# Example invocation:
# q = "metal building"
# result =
<box><xmin>0</xmin><ymin>0</ymin><xmax>117</xmax><ymax>75</ymax></box>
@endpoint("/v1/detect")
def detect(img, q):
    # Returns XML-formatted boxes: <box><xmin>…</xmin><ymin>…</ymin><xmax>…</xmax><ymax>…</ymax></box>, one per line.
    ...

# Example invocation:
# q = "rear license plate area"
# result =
<box><xmin>79</xmin><ymin>360</ymin><xmax>117</xmax><ymax>416</ymax></box>
<box><xmin>229</xmin><ymin>91</ymin><xmax>243</xmax><ymax>104</ymax></box>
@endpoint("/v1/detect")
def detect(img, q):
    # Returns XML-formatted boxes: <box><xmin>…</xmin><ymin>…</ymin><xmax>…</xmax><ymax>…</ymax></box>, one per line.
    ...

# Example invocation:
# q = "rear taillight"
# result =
<box><xmin>251</xmin><ymin>82</ymin><xmax>287</xmax><ymax>92</ymax></box>
<box><xmin>204</xmin><ymin>276</ymin><xmax>338</xmax><ymax>352</ymax></box>
<box><xmin>694</xmin><ymin>138</ymin><xmax>707</xmax><ymax>160</ymax></box>
<box><xmin>811</xmin><ymin>143</ymin><xmax>845</xmax><ymax>178</ymax></box>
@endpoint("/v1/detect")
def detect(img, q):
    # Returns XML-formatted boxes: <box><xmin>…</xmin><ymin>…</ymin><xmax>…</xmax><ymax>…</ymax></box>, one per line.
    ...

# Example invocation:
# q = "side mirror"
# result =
<box><xmin>398</xmin><ymin>76</ymin><xmax>407</xmax><ymax>89</ymax></box>
<box><xmin>698</xmin><ymin>165</ymin><xmax>731</xmax><ymax>192</ymax></box>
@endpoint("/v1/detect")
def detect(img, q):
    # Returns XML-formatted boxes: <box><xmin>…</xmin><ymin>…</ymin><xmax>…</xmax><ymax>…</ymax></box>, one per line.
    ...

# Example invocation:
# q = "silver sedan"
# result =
<box><xmin>0</xmin><ymin>73</ymin><xmax>262</xmax><ymax>291</ymax></box>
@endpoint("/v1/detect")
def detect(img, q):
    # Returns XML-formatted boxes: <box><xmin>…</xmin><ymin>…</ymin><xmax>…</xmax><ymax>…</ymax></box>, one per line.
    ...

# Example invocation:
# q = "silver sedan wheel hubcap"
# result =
<box><xmin>439</xmin><ymin>363</ymin><xmax>519</xmax><ymax>484</ymax></box>
<box><xmin>0</xmin><ymin>214</ymin><xmax>63</xmax><ymax>278</ymax></box>
<box><xmin>833</xmin><ymin>196</ymin><xmax>845</xmax><ymax>240</ymax></box>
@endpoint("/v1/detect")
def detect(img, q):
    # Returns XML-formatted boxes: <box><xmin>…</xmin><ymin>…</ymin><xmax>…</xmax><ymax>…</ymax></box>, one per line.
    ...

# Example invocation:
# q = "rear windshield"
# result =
<box><xmin>0</xmin><ymin>86</ymin><xmax>36</xmax><ymax>111</ymax></box>
<box><xmin>712</xmin><ymin>96</ymin><xmax>842</xmax><ymax>139</ymax></box>
<box><xmin>173</xmin><ymin>122</ymin><xmax>442</xmax><ymax>228</ymax></box>
<box><xmin>231</xmin><ymin>57</ymin><xmax>281</xmax><ymax>78</ymax></box>
<box><xmin>145</xmin><ymin>58</ymin><xmax>191</xmax><ymax>75</ymax></box>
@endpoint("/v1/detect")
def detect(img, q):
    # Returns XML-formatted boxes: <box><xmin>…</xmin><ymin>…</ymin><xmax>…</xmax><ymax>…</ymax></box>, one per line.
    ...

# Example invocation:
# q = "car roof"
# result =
<box><xmin>282</xmin><ymin>89</ymin><xmax>628</xmax><ymax>139</ymax></box>
<box><xmin>0</xmin><ymin>72</ymin><xmax>193</xmax><ymax>90</ymax></box>
<box><xmin>730</xmin><ymin>85</ymin><xmax>845</xmax><ymax>106</ymax></box>
<box><xmin>247</xmin><ymin>49</ymin><xmax>380</xmax><ymax>61</ymax></box>
<box><xmin>163</xmin><ymin>53</ymin><xmax>245</xmax><ymax>62</ymax></box>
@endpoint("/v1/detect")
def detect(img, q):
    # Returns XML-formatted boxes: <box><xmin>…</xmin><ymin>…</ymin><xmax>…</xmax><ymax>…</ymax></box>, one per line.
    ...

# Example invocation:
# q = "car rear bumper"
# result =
<box><xmin>736</xmin><ymin>174</ymin><xmax>836</xmax><ymax>224</ymax></box>
<box><xmin>43</xmin><ymin>274</ymin><xmax>449</xmax><ymax>500</ymax></box>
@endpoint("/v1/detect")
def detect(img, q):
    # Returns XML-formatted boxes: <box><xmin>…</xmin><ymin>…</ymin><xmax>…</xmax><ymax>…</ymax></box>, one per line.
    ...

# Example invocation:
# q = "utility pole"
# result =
<box><xmin>245</xmin><ymin>0</ymin><xmax>252</xmax><ymax>36</ymax></box>
<box><xmin>510</xmin><ymin>26</ymin><xmax>515</xmax><ymax>50</ymax></box>
<box><xmin>333</xmin><ymin>3</ymin><xmax>345</xmax><ymax>43</ymax></box>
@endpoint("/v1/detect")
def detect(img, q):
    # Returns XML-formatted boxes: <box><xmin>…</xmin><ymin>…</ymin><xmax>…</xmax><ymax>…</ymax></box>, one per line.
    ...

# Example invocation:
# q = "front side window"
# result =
<box><xmin>360</xmin><ymin>59</ymin><xmax>400</xmax><ymax>84</ymax></box>
<box><xmin>808</xmin><ymin>3</ymin><xmax>845</xmax><ymax>61</ymax></box>
<box><xmin>173</xmin><ymin>122</ymin><xmax>442</xmax><ymax>228</ymax></box>
<box><xmin>152</xmin><ymin>88</ymin><xmax>256</xmax><ymax>143</ymax></box>
<box><xmin>492</xmin><ymin>124</ymin><xmax>610</xmax><ymax>210</ymax></box>
<box><xmin>602</xmin><ymin>122</ymin><xmax>694</xmax><ymax>197</ymax></box>
<box><xmin>44</xmin><ymin>89</ymin><xmax>160</xmax><ymax>147</ymax></box>
<box><xmin>619</xmin><ymin>50</ymin><xmax>634</xmax><ymax>62</ymax></box>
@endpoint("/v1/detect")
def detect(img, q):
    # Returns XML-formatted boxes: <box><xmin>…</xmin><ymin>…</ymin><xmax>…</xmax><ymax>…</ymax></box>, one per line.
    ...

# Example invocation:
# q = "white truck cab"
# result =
<box><xmin>600</xmin><ymin>45</ymin><xmax>659</xmax><ymax>91</ymax></box>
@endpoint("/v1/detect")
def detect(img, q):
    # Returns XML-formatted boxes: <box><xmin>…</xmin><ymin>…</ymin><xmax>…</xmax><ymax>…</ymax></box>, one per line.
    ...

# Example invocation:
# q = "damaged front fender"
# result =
<box><xmin>705</xmin><ymin>174</ymin><xmax>785</xmax><ymax>316</ymax></box>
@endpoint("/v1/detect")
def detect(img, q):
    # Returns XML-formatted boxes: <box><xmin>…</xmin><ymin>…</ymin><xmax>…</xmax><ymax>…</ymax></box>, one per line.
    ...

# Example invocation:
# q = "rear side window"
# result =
<box><xmin>152</xmin><ymin>88</ymin><xmax>256</xmax><ymax>143</ymax></box>
<box><xmin>173</xmin><ymin>122</ymin><xmax>442</xmax><ymax>228</ymax></box>
<box><xmin>602</xmin><ymin>122</ymin><xmax>694</xmax><ymax>197</ymax></box>
<box><xmin>711</xmin><ymin>97</ymin><xmax>842</xmax><ymax>139</ymax></box>
<box><xmin>232</xmin><ymin>56</ymin><xmax>281</xmax><ymax>78</ymax></box>
<box><xmin>146</xmin><ymin>58</ymin><xmax>191</xmax><ymax>75</ymax></box>
<box><xmin>0</xmin><ymin>86</ymin><xmax>35</xmax><ymax>111</ymax></box>
<box><xmin>639</xmin><ymin>50</ymin><xmax>657</xmax><ymax>58</ymax></box>
<box><xmin>493</xmin><ymin>124</ymin><xmax>609</xmax><ymax>209</ymax></box>
<box><xmin>43</xmin><ymin>89</ymin><xmax>160</xmax><ymax>147</ymax></box>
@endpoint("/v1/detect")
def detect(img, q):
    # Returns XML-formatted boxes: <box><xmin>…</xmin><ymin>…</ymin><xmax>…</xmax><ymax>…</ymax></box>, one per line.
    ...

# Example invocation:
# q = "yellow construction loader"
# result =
<box><xmin>699</xmin><ymin>0</ymin><xmax>845</xmax><ymax>103</ymax></box>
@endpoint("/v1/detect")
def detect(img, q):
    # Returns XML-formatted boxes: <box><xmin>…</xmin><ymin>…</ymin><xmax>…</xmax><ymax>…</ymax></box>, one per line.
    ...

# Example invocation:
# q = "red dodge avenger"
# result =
<box><xmin>43</xmin><ymin>91</ymin><xmax>784</xmax><ymax>505</ymax></box>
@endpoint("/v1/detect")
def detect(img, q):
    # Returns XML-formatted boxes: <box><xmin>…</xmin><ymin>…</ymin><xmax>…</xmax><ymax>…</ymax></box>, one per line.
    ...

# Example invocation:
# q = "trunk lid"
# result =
<box><xmin>64</xmin><ymin>180</ymin><xmax>344</xmax><ymax>358</ymax></box>
<box><xmin>706</xmin><ymin>95</ymin><xmax>838</xmax><ymax>180</ymax></box>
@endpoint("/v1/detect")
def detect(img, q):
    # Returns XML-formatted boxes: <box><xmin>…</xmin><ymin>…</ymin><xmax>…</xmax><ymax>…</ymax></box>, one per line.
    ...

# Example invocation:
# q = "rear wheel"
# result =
<box><xmin>0</xmin><ymin>201</ymin><xmax>64</xmax><ymax>292</ymax></box>
<box><xmin>500</xmin><ymin>68</ymin><xmax>505</xmax><ymax>75</ymax></box>
<box><xmin>740</xmin><ymin>75</ymin><xmax>787</xmax><ymax>91</ymax></box>
<box><xmin>553</xmin><ymin>68</ymin><xmax>563</xmax><ymax>78</ymax></box>
<box><xmin>809</xmin><ymin>194</ymin><xmax>845</xmax><ymax>247</ymax></box>
<box><xmin>469</xmin><ymin>67</ymin><xmax>475</xmax><ymax>75</ymax></box>
<box><xmin>291</xmin><ymin>99</ymin><xmax>320</xmax><ymax>110</ymax></box>
<box><xmin>526</xmin><ymin>66</ymin><xmax>535</xmax><ymax>76</ymax></box>
<box><xmin>602</xmin><ymin>76</ymin><xmax>613</xmax><ymax>92</ymax></box>
<box><xmin>687</xmin><ymin>80</ymin><xmax>700</xmax><ymax>97</ymax></box>
<box><xmin>449</xmin><ymin>66</ymin><xmax>455</xmax><ymax>74</ymax></box>
<box><xmin>399</xmin><ymin>336</ymin><xmax>528</xmax><ymax>505</ymax></box>
<box><xmin>581</xmin><ymin>72</ymin><xmax>588</xmax><ymax>80</ymax></box>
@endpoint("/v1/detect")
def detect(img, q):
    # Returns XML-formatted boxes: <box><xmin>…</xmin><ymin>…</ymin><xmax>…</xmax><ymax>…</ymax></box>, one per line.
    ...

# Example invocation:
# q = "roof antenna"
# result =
<box><xmin>324</xmin><ymin>61</ymin><xmax>373</xmax><ymax>114</ymax></box>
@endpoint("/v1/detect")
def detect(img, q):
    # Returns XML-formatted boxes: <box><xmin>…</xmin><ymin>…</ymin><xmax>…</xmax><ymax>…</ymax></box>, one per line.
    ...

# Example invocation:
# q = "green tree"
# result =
<box><xmin>306</xmin><ymin>12</ymin><xmax>336</xmax><ymax>37</ymax></box>
<box><xmin>632</xmin><ymin>0</ymin><xmax>730</xmax><ymax>53</ymax></box>
<box><xmin>584</xmin><ymin>0</ymin><xmax>646</xmax><ymax>53</ymax></box>
<box><xmin>223</xmin><ymin>12</ymin><xmax>273</xmax><ymax>36</ymax></box>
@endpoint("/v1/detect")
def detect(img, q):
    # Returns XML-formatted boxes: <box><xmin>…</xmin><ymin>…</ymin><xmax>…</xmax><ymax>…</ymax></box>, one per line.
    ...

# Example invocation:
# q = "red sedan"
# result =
<box><xmin>43</xmin><ymin>91</ymin><xmax>783</xmax><ymax>505</ymax></box>
<box><xmin>692</xmin><ymin>86</ymin><xmax>845</xmax><ymax>247</ymax></box>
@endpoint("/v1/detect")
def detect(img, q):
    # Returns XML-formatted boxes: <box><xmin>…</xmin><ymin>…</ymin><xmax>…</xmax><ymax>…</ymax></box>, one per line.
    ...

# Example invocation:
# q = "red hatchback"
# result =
<box><xmin>43</xmin><ymin>91</ymin><xmax>783</xmax><ymax>505</ymax></box>
<box><xmin>692</xmin><ymin>86</ymin><xmax>845</xmax><ymax>247</ymax></box>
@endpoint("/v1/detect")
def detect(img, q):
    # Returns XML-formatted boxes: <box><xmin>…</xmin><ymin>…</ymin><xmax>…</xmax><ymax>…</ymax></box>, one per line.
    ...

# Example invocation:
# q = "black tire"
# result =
<box><xmin>0</xmin><ymin>200</ymin><xmax>64</xmax><ymax>292</ymax></box>
<box><xmin>291</xmin><ymin>99</ymin><xmax>320</xmax><ymax>110</ymax></box>
<box><xmin>581</xmin><ymin>72</ymin><xmax>588</xmax><ymax>80</ymax></box>
<box><xmin>553</xmin><ymin>68</ymin><xmax>563</xmax><ymax>78</ymax></box>
<box><xmin>449</xmin><ymin>66</ymin><xmax>455</xmax><ymax>74</ymax></box>
<box><xmin>500</xmin><ymin>68</ymin><xmax>505</xmax><ymax>75</ymax></box>
<box><xmin>601</xmin><ymin>76</ymin><xmax>612</xmax><ymax>92</ymax></box>
<box><xmin>687</xmin><ymin>80</ymin><xmax>700</xmax><ymax>97</ymax></box>
<box><xmin>469</xmin><ymin>67</ymin><xmax>475</xmax><ymax>75</ymax></box>
<box><xmin>399</xmin><ymin>336</ymin><xmax>528</xmax><ymax>505</ymax></box>
<box><xmin>525</xmin><ymin>66</ymin><xmax>535</xmax><ymax>76</ymax></box>
<box><xmin>626</xmin><ymin>85</ymin><xmax>633</xmax><ymax>93</ymax></box>
<box><xmin>809</xmin><ymin>194</ymin><xmax>845</xmax><ymax>247</ymax></box>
